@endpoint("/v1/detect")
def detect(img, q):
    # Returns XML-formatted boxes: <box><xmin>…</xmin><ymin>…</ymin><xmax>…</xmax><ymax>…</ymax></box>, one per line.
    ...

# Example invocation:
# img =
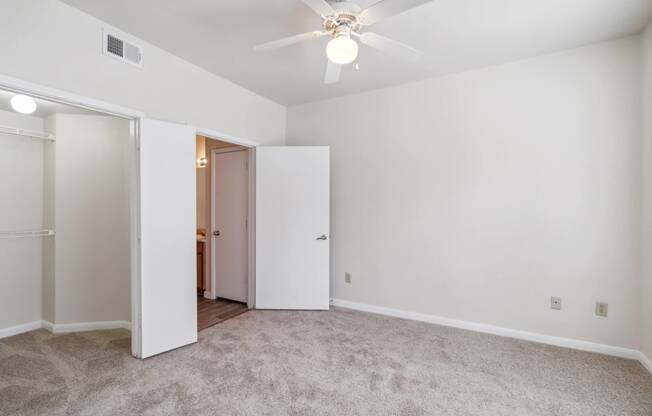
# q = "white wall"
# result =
<box><xmin>0</xmin><ymin>110</ymin><xmax>47</xmax><ymax>329</ymax></box>
<box><xmin>288</xmin><ymin>37</ymin><xmax>643</xmax><ymax>349</ymax></box>
<box><xmin>0</xmin><ymin>0</ymin><xmax>286</xmax><ymax>146</ymax></box>
<box><xmin>641</xmin><ymin>22</ymin><xmax>652</xmax><ymax>361</ymax></box>
<box><xmin>51</xmin><ymin>114</ymin><xmax>131</xmax><ymax>324</ymax></box>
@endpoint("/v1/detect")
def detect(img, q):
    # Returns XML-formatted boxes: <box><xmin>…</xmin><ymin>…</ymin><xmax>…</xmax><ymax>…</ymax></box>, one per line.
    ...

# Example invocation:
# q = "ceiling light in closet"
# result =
<box><xmin>10</xmin><ymin>94</ymin><xmax>37</xmax><ymax>114</ymax></box>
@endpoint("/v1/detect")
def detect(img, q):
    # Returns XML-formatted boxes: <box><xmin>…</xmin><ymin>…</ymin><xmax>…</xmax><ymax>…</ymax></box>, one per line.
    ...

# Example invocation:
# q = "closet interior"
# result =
<box><xmin>0</xmin><ymin>88</ymin><xmax>132</xmax><ymax>338</ymax></box>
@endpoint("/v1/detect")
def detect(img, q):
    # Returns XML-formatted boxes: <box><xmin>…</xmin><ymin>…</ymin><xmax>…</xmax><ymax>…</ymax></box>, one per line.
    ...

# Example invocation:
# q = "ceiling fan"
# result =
<box><xmin>253</xmin><ymin>0</ymin><xmax>432</xmax><ymax>84</ymax></box>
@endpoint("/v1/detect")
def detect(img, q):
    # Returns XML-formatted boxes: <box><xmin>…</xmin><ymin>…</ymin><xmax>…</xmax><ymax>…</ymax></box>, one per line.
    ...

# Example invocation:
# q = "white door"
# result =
<box><xmin>212</xmin><ymin>149</ymin><xmax>248</xmax><ymax>302</ymax></box>
<box><xmin>255</xmin><ymin>146</ymin><xmax>330</xmax><ymax>310</ymax></box>
<box><xmin>137</xmin><ymin>119</ymin><xmax>197</xmax><ymax>358</ymax></box>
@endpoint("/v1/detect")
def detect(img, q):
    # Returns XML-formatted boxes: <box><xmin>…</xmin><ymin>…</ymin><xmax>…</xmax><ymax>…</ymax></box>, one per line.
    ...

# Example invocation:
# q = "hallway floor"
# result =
<box><xmin>197</xmin><ymin>295</ymin><xmax>248</xmax><ymax>331</ymax></box>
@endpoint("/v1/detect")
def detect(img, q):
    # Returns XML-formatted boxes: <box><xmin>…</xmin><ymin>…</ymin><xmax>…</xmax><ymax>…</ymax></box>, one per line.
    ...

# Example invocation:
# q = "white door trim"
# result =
<box><xmin>196</xmin><ymin>126</ymin><xmax>260</xmax><ymax>148</ymax></box>
<box><xmin>0</xmin><ymin>74</ymin><xmax>145</xmax><ymax>120</ymax></box>
<box><xmin>198</xmin><ymin>131</ymin><xmax>257</xmax><ymax>309</ymax></box>
<box><xmin>247</xmin><ymin>149</ymin><xmax>256</xmax><ymax>309</ymax></box>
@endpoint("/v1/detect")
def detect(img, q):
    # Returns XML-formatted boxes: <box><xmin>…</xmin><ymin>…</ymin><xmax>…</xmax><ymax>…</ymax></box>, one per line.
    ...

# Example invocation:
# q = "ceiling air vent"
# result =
<box><xmin>103</xmin><ymin>29</ymin><xmax>143</xmax><ymax>68</ymax></box>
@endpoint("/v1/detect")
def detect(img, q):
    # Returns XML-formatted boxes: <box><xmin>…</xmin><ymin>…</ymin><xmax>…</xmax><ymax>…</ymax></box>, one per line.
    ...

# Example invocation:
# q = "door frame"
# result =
<box><xmin>201</xmin><ymin>138</ymin><xmax>257</xmax><ymax>309</ymax></box>
<box><xmin>0</xmin><ymin>73</ymin><xmax>263</xmax><ymax>358</ymax></box>
<box><xmin>0</xmin><ymin>73</ymin><xmax>146</xmax><ymax>357</ymax></box>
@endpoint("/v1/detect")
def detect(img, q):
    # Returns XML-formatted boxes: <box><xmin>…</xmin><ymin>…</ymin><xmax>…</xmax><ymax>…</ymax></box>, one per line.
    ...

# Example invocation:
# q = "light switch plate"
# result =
<box><xmin>551</xmin><ymin>296</ymin><xmax>562</xmax><ymax>310</ymax></box>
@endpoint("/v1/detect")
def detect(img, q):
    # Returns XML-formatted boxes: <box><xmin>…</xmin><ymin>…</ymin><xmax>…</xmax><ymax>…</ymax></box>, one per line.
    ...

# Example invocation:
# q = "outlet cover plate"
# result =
<box><xmin>345</xmin><ymin>272</ymin><xmax>351</xmax><ymax>284</ymax></box>
<box><xmin>551</xmin><ymin>296</ymin><xmax>562</xmax><ymax>310</ymax></box>
<box><xmin>596</xmin><ymin>302</ymin><xmax>608</xmax><ymax>317</ymax></box>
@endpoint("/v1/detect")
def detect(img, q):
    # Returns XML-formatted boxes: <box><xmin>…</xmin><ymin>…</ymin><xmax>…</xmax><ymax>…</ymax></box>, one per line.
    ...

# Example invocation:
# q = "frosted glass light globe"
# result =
<box><xmin>10</xmin><ymin>95</ymin><xmax>37</xmax><ymax>115</ymax></box>
<box><xmin>326</xmin><ymin>36</ymin><xmax>359</xmax><ymax>65</ymax></box>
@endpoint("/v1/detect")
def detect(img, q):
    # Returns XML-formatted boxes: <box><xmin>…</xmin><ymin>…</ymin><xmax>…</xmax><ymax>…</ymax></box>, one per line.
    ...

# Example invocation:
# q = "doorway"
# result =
<box><xmin>0</xmin><ymin>86</ymin><xmax>133</xmax><ymax>345</ymax></box>
<box><xmin>0</xmin><ymin>73</ymin><xmax>331</xmax><ymax>360</ymax></box>
<box><xmin>195</xmin><ymin>135</ymin><xmax>250</xmax><ymax>330</ymax></box>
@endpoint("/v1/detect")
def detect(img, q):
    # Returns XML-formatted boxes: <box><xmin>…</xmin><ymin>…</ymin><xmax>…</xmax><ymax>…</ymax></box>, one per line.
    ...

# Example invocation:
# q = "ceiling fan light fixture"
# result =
<box><xmin>326</xmin><ymin>35</ymin><xmax>358</xmax><ymax>65</ymax></box>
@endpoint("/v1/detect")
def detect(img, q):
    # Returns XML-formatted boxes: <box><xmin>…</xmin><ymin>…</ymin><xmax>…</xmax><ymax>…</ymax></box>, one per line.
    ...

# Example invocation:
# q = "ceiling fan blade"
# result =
<box><xmin>254</xmin><ymin>31</ymin><xmax>326</xmax><ymax>52</ymax></box>
<box><xmin>301</xmin><ymin>0</ymin><xmax>336</xmax><ymax>16</ymax></box>
<box><xmin>359</xmin><ymin>0</ymin><xmax>432</xmax><ymax>26</ymax></box>
<box><xmin>324</xmin><ymin>60</ymin><xmax>342</xmax><ymax>84</ymax></box>
<box><xmin>358</xmin><ymin>32</ymin><xmax>422</xmax><ymax>62</ymax></box>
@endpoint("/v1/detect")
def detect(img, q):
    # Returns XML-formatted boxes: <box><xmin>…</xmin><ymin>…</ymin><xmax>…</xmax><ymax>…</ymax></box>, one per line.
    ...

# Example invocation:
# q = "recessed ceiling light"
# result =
<box><xmin>10</xmin><ymin>94</ymin><xmax>37</xmax><ymax>115</ymax></box>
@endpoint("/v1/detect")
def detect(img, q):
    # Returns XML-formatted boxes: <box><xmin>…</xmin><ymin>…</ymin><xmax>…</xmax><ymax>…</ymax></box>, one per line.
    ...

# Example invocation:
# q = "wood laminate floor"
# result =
<box><xmin>197</xmin><ymin>295</ymin><xmax>248</xmax><ymax>331</ymax></box>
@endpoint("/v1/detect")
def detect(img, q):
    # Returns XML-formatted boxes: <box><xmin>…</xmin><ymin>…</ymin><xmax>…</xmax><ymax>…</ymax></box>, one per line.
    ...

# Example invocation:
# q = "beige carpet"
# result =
<box><xmin>1</xmin><ymin>307</ymin><xmax>651</xmax><ymax>415</ymax></box>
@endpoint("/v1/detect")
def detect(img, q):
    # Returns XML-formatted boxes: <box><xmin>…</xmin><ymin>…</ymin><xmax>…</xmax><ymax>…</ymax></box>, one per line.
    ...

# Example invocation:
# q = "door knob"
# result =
<box><xmin>213</xmin><ymin>230</ymin><xmax>220</xmax><ymax>236</ymax></box>
<box><xmin>316</xmin><ymin>234</ymin><xmax>328</xmax><ymax>240</ymax></box>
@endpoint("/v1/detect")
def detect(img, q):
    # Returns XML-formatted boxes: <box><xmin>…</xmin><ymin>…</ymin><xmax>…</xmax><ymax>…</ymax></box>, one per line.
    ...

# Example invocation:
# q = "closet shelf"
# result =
<box><xmin>0</xmin><ymin>229</ymin><xmax>56</xmax><ymax>239</ymax></box>
<box><xmin>0</xmin><ymin>124</ymin><xmax>55</xmax><ymax>142</ymax></box>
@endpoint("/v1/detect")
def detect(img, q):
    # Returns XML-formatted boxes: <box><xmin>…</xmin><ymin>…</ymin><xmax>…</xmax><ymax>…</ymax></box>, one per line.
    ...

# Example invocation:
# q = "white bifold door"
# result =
<box><xmin>255</xmin><ymin>147</ymin><xmax>330</xmax><ymax>310</ymax></box>
<box><xmin>136</xmin><ymin>119</ymin><xmax>197</xmax><ymax>358</ymax></box>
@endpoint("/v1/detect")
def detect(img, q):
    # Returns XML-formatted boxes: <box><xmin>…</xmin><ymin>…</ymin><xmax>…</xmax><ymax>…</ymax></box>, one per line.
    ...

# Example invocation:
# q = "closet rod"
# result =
<box><xmin>0</xmin><ymin>124</ymin><xmax>55</xmax><ymax>142</ymax></box>
<box><xmin>0</xmin><ymin>229</ymin><xmax>55</xmax><ymax>239</ymax></box>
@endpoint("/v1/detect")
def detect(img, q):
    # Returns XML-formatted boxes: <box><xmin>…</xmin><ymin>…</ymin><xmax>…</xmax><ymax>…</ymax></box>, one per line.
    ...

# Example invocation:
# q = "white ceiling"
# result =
<box><xmin>0</xmin><ymin>89</ymin><xmax>98</xmax><ymax>118</ymax></box>
<box><xmin>60</xmin><ymin>0</ymin><xmax>652</xmax><ymax>106</ymax></box>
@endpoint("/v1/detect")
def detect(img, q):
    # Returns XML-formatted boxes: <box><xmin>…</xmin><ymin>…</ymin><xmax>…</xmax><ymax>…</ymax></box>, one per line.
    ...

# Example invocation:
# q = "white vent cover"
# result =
<box><xmin>103</xmin><ymin>29</ymin><xmax>142</xmax><ymax>67</ymax></box>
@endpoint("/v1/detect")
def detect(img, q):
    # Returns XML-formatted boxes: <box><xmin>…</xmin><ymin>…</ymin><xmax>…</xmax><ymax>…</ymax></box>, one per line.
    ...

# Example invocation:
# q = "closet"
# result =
<box><xmin>0</xmin><ymin>108</ymin><xmax>54</xmax><ymax>331</ymax></box>
<box><xmin>0</xmin><ymin>90</ymin><xmax>132</xmax><ymax>336</ymax></box>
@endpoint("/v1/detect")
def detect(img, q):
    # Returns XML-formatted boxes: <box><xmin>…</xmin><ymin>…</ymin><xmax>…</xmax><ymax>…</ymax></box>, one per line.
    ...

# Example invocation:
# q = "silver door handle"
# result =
<box><xmin>316</xmin><ymin>234</ymin><xmax>328</xmax><ymax>240</ymax></box>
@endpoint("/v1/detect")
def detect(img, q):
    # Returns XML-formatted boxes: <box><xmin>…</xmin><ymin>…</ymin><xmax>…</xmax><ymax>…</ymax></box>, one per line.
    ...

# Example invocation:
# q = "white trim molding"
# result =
<box><xmin>0</xmin><ymin>320</ymin><xmax>131</xmax><ymax>338</ymax></box>
<box><xmin>42</xmin><ymin>320</ymin><xmax>131</xmax><ymax>334</ymax></box>
<box><xmin>0</xmin><ymin>321</ymin><xmax>43</xmax><ymax>339</ymax></box>
<box><xmin>0</xmin><ymin>73</ymin><xmax>145</xmax><ymax>120</ymax></box>
<box><xmin>640</xmin><ymin>351</ymin><xmax>652</xmax><ymax>374</ymax></box>
<box><xmin>196</xmin><ymin>126</ymin><xmax>260</xmax><ymax>148</ymax></box>
<box><xmin>330</xmin><ymin>299</ymin><xmax>649</xmax><ymax>370</ymax></box>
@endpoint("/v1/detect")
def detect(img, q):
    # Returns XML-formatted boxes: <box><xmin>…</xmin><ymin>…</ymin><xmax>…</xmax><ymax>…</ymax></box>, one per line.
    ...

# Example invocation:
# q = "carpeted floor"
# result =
<box><xmin>1</xmin><ymin>308</ymin><xmax>651</xmax><ymax>416</ymax></box>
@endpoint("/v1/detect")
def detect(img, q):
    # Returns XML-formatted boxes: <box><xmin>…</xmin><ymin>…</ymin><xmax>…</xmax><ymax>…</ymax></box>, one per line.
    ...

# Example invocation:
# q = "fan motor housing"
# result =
<box><xmin>323</xmin><ymin>2</ymin><xmax>362</xmax><ymax>34</ymax></box>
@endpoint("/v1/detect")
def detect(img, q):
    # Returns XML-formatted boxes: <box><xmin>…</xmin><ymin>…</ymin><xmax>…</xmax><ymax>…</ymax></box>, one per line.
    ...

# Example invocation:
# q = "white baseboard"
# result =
<box><xmin>0</xmin><ymin>320</ymin><xmax>43</xmax><ymax>339</ymax></box>
<box><xmin>330</xmin><ymin>299</ymin><xmax>645</xmax><ymax>364</ymax></box>
<box><xmin>41</xmin><ymin>320</ymin><xmax>53</xmax><ymax>332</ymax></box>
<box><xmin>639</xmin><ymin>351</ymin><xmax>652</xmax><ymax>374</ymax></box>
<box><xmin>0</xmin><ymin>320</ymin><xmax>131</xmax><ymax>338</ymax></box>
<box><xmin>43</xmin><ymin>320</ymin><xmax>131</xmax><ymax>334</ymax></box>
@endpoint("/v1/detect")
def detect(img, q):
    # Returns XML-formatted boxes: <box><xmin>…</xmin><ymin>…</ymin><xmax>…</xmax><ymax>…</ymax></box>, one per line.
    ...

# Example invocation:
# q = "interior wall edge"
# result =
<box><xmin>640</xmin><ymin>351</ymin><xmax>652</xmax><ymax>375</ymax></box>
<box><xmin>640</xmin><ymin>18</ymin><xmax>652</xmax><ymax>361</ymax></box>
<box><xmin>330</xmin><ymin>298</ymin><xmax>650</xmax><ymax>375</ymax></box>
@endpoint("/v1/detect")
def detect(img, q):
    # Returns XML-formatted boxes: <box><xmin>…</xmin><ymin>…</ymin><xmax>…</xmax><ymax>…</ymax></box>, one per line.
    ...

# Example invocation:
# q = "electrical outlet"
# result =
<box><xmin>345</xmin><ymin>272</ymin><xmax>351</xmax><ymax>283</ymax></box>
<box><xmin>596</xmin><ymin>302</ymin><xmax>608</xmax><ymax>317</ymax></box>
<box><xmin>550</xmin><ymin>296</ymin><xmax>562</xmax><ymax>310</ymax></box>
